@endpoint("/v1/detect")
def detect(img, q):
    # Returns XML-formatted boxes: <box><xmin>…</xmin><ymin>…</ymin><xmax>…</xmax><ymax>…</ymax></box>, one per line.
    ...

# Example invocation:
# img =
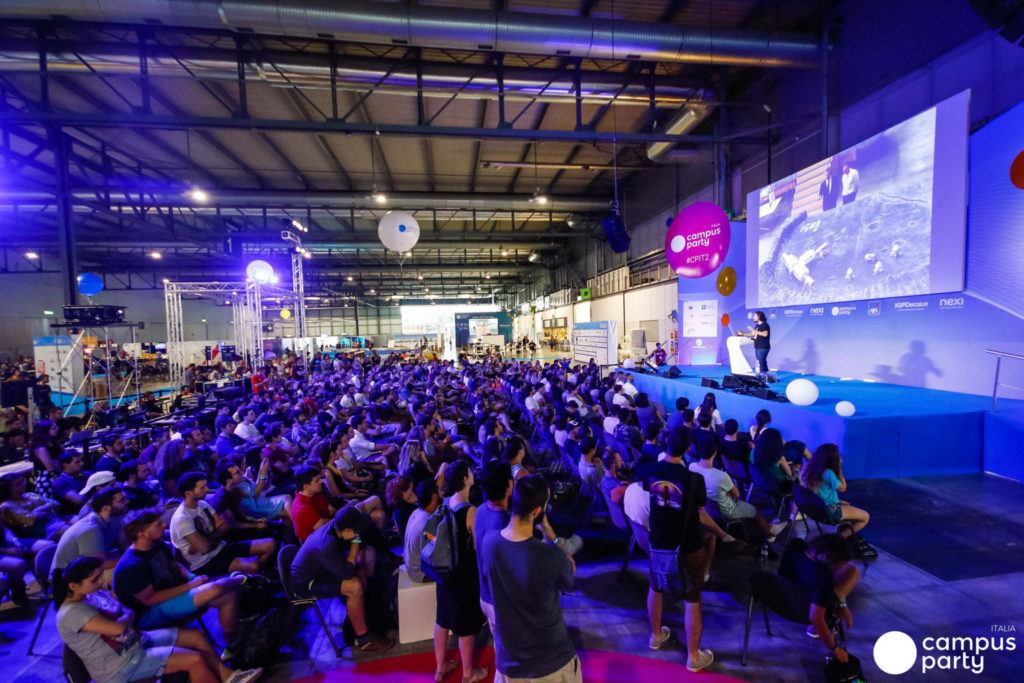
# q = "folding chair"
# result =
<box><xmin>599</xmin><ymin>486</ymin><xmax>636</xmax><ymax>579</ymax></box>
<box><xmin>277</xmin><ymin>544</ymin><xmax>344</xmax><ymax>657</ymax></box>
<box><xmin>27</xmin><ymin>542</ymin><xmax>57</xmax><ymax>656</ymax></box>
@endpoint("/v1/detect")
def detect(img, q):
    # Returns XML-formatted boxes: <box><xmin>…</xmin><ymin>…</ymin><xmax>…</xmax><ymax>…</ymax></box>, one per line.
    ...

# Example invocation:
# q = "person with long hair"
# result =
<box><xmin>750</xmin><ymin>409</ymin><xmax>772</xmax><ymax>440</ymax></box>
<box><xmin>801</xmin><ymin>444</ymin><xmax>871</xmax><ymax>542</ymax></box>
<box><xmin>0</xmin><ymin>471</ymin><xmax>69</xmax><ymax>541</ymax></box>
<box><xmin>433</xmin><ymin>461</ymin><xmax>487</xmax><ymax>683</ymax></box>
<box><xmin>696</xmin><ymin>393</ymin><xmax>723</xmax><ymax>430</ymax></box>
<box><xmin>28</xmin><ymin>419</ymin><xmax>61</xmax><ymax>497</ymax></box>
<box><xmin>751</xmin><ymin>428</ymin><xmax>796</xmax><ymax>489</ymax></box>
<box><xmin>57</xmin><ymin>556</ymin><xmax>261</xmax><ymax>683</ymax></box>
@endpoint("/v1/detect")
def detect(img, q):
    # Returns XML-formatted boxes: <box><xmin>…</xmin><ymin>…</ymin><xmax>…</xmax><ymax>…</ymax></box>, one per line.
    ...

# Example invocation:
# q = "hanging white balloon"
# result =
<box><xmin>378</xmin><ymin>211</ymin><xmax>421</xmax><ymax>253</ymax></box>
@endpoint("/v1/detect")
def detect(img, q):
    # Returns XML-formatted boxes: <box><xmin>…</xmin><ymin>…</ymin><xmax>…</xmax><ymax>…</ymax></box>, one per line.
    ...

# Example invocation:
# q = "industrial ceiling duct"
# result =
<box><xmin>0</xmin><ymin>1</ymin><xmax>821</xmax><ymax>68</ymax></box>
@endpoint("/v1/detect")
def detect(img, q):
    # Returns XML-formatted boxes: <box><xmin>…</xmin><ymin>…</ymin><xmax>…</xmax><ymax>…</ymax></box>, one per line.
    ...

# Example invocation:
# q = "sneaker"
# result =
<box><xmin>686</xmin><ymin>648</ymin><xmax>715</xmax><ymax>672</ymax></box>
<box><xmin>769</xmin><ymin>520</ymin><xmax>789</xmax><ymax>537</ymax></box>
<box><xmin>226</xmin><ymin>668</ymin><xmax>263</xmax><ymax>683</ymax></box>
<box><xmin>649</xmin><ymin>625</ymin><xmax>673</xmax><ymax>650</ymax></box>
<box><xmin>806</xmin><ymin>625</ymin><xmax>821</xmax><ymax>639</ymax></box>
<box><xmin>354</xmin><ymin>634</ymin><xmax>395</xmax><ymax>654</ymax></box>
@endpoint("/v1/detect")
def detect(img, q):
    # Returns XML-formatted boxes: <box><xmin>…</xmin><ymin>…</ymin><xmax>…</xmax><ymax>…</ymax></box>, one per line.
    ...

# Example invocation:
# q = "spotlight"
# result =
<box><xmin>485</xmin><ymin>274</ymin><xmax>491</xmax><ymax>279</ymax></box>
<box><xmin>417</xmin><ymin>274</ymin><xmax>424</xmax><ymax>280</ymax></box>
<box><xmin>404</xmin><ymin>251</ymin><xmax>412</xmax><ymax>258</ymax></box>
<box><xmin>346</xmin><ymin>275</ymin><xmax>354</xmax><ymax>282</ymax></box>
<box><xmin>425</xmin><ymin>287</ymin><xmax>430</xmax><ymax>293</ymax></box>
<box><xmin>148</xmin><ymin>251</ymin><xmax>162</xmax><ymax>260</ymax></box>
<box><xmin>530</xmin><ymin>190</ymin><xmax>548</xmax><ymax>205</ymax></box>
<box><xmin>245</xmin><ymin>259</ymin><xmax>275</xmax><ymax>284</ymax></box>
<box><xmin>269</xmin><ymin>274</ymin><xmax>280</xmax><ymax>284</ymax></box>
<box><xmin>302</xmin><ymin>250</ymin><xmax>312</xmax><ymax>259</ymax></box>
<box><xmin>162</xmin><ymin>277</ymin><xmax>170</xmax><ymax>284</ymax></box>
<box><xmin>369</xmin><ymin>288</ymin><xmax>376</xmax><ymax>295</ymax></box>
<box><xmin>528</xmin><ymin>252</ymin><xmax>540</xmax><ymax>262</ymax></box>
<box><xmin>290</xmin><ymin>219</ymin><xmax>308</xmax><ymax>233</ymax></box>
<box><xmin>188</xmin><ymin>187</ymin><xmax>209</xmax><ymax>203</ymax></box>
<box><xmin>500</xmin><ymin>247</ymin><xmax>508</xmax><ymax>257</ymax></box>
<box><xmin>25</xmin><ymin>251</ymin><xmax>39</xmax><ymax>260</ymax></box>
<box><xmin>371</xmin><ymin>187</ymin><xmax>388</xmax><ymax>204</ymax></box>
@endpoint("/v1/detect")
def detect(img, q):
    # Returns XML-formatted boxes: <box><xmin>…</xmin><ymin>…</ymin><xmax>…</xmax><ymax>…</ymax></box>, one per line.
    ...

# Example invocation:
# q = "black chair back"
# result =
<box><xmin>793</xmin><ymin>483</ymin><xmax>832</xmax><ymax>524</ymax></box>
<box><xmin>62</xmin><ymin>644</ymin><xmax>90</xmax><ymax>683</ymax></box>
<box><xmin>627</xmin><ymin>520</ymin><xmax>651</xmax><ymax>555</ymax></box>
<box><xmin>750</xmin><ymin>571</ymin><xmax>811</xmax><ymax>625</ymax></box>
<box><xmin>278</xmin><ymin>544</ymin><xmax>300</xmax><ymax>600</ymax></box>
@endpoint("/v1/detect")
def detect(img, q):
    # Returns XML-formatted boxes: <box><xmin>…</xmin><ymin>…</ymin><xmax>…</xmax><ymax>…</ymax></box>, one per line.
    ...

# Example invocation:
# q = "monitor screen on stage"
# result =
<box><xmin>745</xmin><ymin>90</ymin><xmax>969</xmax><ymax>309</ymax></box>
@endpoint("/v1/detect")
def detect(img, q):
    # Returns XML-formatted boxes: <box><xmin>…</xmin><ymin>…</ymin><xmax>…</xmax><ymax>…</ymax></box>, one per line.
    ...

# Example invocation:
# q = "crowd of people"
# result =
<box><xmin>0</xmin><ymin>349</ymin><xmax>875</xmax><ymax>681</ymax></box>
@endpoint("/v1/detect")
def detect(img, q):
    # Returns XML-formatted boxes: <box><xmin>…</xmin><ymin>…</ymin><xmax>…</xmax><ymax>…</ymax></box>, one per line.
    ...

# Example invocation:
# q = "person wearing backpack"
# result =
<box><xmin>289</xmin><ymin>505</ymin><xmax>394</xmax><ymax>654</ymax></box>
<box><xmin>432</xmin><ymin>461</ymin><xmax>487</xmax><ymax>683</ymax></box>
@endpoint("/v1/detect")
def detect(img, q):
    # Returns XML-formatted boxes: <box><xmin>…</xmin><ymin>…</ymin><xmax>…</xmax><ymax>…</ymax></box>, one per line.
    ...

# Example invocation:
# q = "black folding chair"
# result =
<box><xmin>277</xmin><ymin>544</ymin><xmax>344</xmax><ymax>657</ymax></box>
<box><xmin>27</xmin><ymin>543</ymin><xmax>57</xmax><ymax>656</ymax></box>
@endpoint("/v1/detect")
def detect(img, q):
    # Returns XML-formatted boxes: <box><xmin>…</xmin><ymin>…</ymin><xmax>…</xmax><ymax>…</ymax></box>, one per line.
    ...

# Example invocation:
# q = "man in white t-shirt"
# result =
<box><xmin>621</xmin><ymin>374</ymin><xmax>639</xmax><ymax>399</ymax></box>
<box><xmin>170</xmin><ymin>472</ymin><xmax>276</xmax><ymax>576</ymax></box>
<box><xmin>611</xmin><ymin>385</ymin><xmax>631</xmax><ymax>410</ymax></box>
<box><xmin>349</xmin><ymin>415</ymin><xmax>397</xmax><ymax>466</ymax></box>
<box><xmin>603</xmin><ymin>405</ymin><xmax>623</xmax><ymax>435</ymax></box>
<box><xmin>233</xmin><ymin>407</ymin><xmax>264</xmax><ymax>446</ymax></box>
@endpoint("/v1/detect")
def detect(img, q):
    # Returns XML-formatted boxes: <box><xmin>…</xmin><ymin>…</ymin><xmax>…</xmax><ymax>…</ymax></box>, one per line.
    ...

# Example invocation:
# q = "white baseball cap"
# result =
<box><xmin>79</xmin><ymin>471</ymin><xmax>116</xmax><ymax>496</ymax></box>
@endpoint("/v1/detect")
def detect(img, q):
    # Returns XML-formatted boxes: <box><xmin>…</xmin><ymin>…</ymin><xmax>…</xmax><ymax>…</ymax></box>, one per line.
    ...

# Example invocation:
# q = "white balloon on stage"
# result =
<box><xmin>785</xmin><ymin>378</ymin><xmax>820</xmax><ymax>406</ymax></box>
<box><xmin>835</xmin><ymin>400</ymin><xmax>857</xmax><ymax>417</ymax></box>
<box><xmin>378</xmin><ymin>211</ymin><xmax>421</xmax><ymax>253</ymax></box>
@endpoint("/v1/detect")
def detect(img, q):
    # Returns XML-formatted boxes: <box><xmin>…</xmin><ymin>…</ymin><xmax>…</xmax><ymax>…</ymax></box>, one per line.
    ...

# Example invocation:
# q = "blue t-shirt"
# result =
<box><xmin>816</xmin><ymin>469</ymin><xmax>841</xmax><ymax>506</ymax></box>
<box><xmin>474</xmin><ymin>503</ymin><xmax>511</xmax><ymax>603</ymax></box>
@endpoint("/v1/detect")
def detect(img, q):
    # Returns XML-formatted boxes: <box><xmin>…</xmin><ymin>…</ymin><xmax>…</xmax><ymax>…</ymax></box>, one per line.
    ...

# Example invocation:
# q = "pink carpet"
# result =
<box><xmin>292</xmin><ymin>647</ymin><xmax>747</xmax><ymax>682</ymax></box>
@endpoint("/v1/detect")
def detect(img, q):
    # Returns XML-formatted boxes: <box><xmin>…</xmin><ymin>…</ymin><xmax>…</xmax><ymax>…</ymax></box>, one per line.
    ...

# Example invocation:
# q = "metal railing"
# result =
<box><xmin>985</xmin><ymin>349</ymin><xmax>1024</xmax><ymax>411</ymax></box>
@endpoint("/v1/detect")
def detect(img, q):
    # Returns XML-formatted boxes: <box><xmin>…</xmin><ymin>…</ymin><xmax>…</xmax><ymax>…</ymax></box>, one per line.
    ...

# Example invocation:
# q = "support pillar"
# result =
<box><xmin>51</xmin><ymin>126</ymin><xmax>77</xmax><ymax>305</ymax></box>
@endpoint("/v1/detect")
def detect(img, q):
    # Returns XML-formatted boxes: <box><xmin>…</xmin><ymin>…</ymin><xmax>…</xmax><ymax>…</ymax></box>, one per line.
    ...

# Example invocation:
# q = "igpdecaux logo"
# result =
<box><xmin>873</xmin><ymin>626</ymin><xmax>1017</xmax><ymax>676</ymax></box>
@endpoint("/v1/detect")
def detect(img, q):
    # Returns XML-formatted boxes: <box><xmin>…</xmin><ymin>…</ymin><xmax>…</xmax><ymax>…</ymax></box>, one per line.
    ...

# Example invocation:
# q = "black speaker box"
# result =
<box><xmin>602</xmin><ymin>213</ymin><xmax>631</xmax><ymax>253</ymax></box>
<box><xmin>700</xmin><ymin>377</ymin><xmax>720</xmax><ymax>388</ymax></box>
<box><xmin>63</xmin><ymin>305</ymin><xmax>126</xmax><ymax>324</ymax></box>
<box><xmin>663</xmin><ymin>366</ymin><xmax>682</xmax><ymax>378</ymax></box>
<box><xmin>722</xmin><ymin>375</ymin><xmax>744</xmax><ymax>390</ymax></box>
<box><xmin>752</xmin><ymin>387</ymin><xmax>784</xmax><ymax>401</ymax></box>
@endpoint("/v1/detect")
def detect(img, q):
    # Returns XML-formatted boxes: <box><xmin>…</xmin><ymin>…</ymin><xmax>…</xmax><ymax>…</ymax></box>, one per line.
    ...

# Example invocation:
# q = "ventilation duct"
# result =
<box><xmin>0</xmin><ymin>0</ymin><xmax>821</xmax><ymax>68</ymax></box>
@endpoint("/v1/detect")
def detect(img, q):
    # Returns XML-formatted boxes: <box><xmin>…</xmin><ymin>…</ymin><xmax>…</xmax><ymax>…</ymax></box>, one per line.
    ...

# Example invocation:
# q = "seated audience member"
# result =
<box><xmin>640</xmin><ymin>424</ymin><xmax>663</xmax><ymax>460</ymax></box>
<box><xmin>634</xmin><ymin>393</ymin><xmax>661</xmax><ymax>432</ymax></box>
<box><xmin>779</xmin><ymin>534</ymin><xmax>862</xmax><ymax>664</ymax></box>
<box><xmin>349</xmin><ymin>414</ymin><xmax>398</xmax><ymax>467</ymax></box>
<box><xmin>213</xmin><ymin>416</ymin><xmax>245</xmax><ymax>460</ymax></box>
<box><xmin>718</xmin><ymin>419</ymin><xmax>752</xmax><ymax>464</ymax></box>
<box><xmin>233</xmin><ymin>407</ymin><xmax>265</xmax><ymax>446</ymax></box>
<box><xmin>751</xmin><ymin>428</ymin><xmax>796</xmax><ymax>494</ymax></box>
<box><xmin>117</xmin><ymin>459</ymin><xmax>160</xmax><ymax>511</ymax></box>
<box><xmin>0</xmin><ymin>518</ymin><xmax>31</xmax><ymax>605</ymax></box>
<box><xmin>291</xmin><ymin>465</ymin><xmax>335</xmax><ymax>542</ymax></box>
<box><xmin>665</xmin><ymin>398</ymin><xmax>690</xmax><ymax>433</ymax></box>
<box><xmin>0</xmin><ymin>471</ymin><xmax>70</xmax><ymax>541</ymax></box>
<box><xmin>688</xmin><ymin>434</ymin><xmax>788</xmax><ymax>541</ymax></box>
<box><xmin>750</xmin><ymin>408</ymin><xmax>772</xmax><ymax>440</ymax></box>
<box><xmin>58</xmin><ymin>555</ymin><xmax>262</xmax><ymax>683</ymax></box>
<box><xmin>502</xmin><ymin>437</ymin><xmax>528</xmax><ymax>481</ymax></box>
<box><xmin>646</xmin><ymin>428</ymin><xmax>715</xmax><ymax>672</ymax></box>
<box><xmin>599</xmin><ymin>451</ymin><xmax>628</xmax><ymax>506</ymax></box>
<box><xmin>51</xmin><ymin>450</ymin><xmax>88</xmax><ymax>516</ymax></box>
<box><xmin>801</xmin><ymin>444</ymin><xmax>873</xmax><ymax>554</ymax></box>
<box><xmin>695</xmin><ymin>393</ymin><xmax>723</xmax><ymax>430</ymax></box>
<box><xmin>403</xmin><ymin>479</ymin><xmax>440</xmax><ymax>583</ymax></box>
<box><xmin>385</xmin><ymin>476</ymin><xmax>417</xmax><ymax>536</ymax></box>
<box><xmin>113</xmin><ymin>509</ymin><xmax>245</xmax><ymax>652</ymax></box>
<box><xmin>576</xmin><ymin>437</ymin><xmax>604</xmax><ymax>493</ymax></box>
<box><xmin>95</xmin><ymin>434</ymin><xmax>128</xmax><ymax>474</ymax></box>
<box><xmin>480</xmin><ymin>475</ymin><xmax>580</xmax><ymax>683</ymax></box>
<box><xmin>474</xmin><ymin>462</ymin><xmax>513</xmax><ymax>630</ymax></box>
<box><xmin>289</xmin><ymin>505</ymin><xmax>394</xmax><ymax>653</ymax></box>
<box><xmin>170</xmin><ymin>472</ymin><xmax>276</xmax><ymax>577</ymax></box>
<box><xmin>51</xmin><ymin>486</ymin><xmax>128</xmax><ymax>580</ymax></box>
<box><xmin>611</xmin><ymin>384</ymin><xmax>631</xmax><ymax>409</ymax></box>
<box><xmin>603</xmin><ymin>405</ymin><xmax>623</xmax><ymax>435</ymax></box>
<box><xmin>696</xmin><ymin>412</ymin><xmax>714</xmax><ymax>433</ymax></box>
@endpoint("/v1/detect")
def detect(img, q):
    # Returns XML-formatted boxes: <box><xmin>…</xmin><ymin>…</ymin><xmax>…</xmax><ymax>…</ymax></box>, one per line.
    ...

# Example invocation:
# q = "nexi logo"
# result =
<box><xmin>894</xmin><ymin>300</ymin><xmax>929</xmax><ymax>311</ymax></box>
<box><xmin>783</xmin><ymin>308</ymin><xmax>803</xmax><ymax>317</ymax></box>
<box><xmin>810</xmin><ymin>307</ymin><xmax>825</xmax><ymax>316</ymax></box>
<box><xmin>874</xmin><ymin>628</ymin><xmax>1017</xmax><ymax>676</ymax></box>
<box><xmin>939</xmin><ymin>297</ymin><xmax>965</xmax><ymax>309</ymax></box>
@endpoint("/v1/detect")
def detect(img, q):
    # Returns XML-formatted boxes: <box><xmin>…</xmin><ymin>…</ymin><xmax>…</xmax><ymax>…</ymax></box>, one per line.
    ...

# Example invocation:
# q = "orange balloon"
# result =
<box><xmin>1012</xmin><ymin>149</ymin><xmax>1024</xmax><ymax>190</ymax></box>
<box><xmin>721</xmin><ymin>313</ymin><xmax>731</xmax><ymax>327</ymax></box>
<box><xmin>716</xmin><ymin>266</ymin><xmax>737</xmax><ymax>296</ymax></box>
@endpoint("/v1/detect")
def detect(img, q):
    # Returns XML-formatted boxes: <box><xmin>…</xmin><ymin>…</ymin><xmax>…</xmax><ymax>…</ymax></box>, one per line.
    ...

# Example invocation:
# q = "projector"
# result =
<box><xmin>62</xmin><ymin>305</ymin><xmax>126</xmax><ymax>324</ymax></box>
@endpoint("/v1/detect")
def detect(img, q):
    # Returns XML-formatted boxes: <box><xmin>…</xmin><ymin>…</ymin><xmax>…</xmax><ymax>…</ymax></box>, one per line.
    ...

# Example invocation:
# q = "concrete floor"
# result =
<box><xmin>4</xmin><ymin>474</ymin><xmax>1023</xmax><ymax>682</ymax></box>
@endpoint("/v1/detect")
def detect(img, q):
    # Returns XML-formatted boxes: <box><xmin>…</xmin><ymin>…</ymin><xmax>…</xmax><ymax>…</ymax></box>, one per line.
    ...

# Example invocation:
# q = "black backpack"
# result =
<box><xmin>229</xmin><ymin>606</ymin><xmax>286</xmax><ymax>669</ymax></box>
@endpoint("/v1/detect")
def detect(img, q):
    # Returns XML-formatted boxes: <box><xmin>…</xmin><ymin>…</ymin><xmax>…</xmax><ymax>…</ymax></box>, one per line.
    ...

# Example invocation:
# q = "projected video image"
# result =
<box><xmin>746</xmin><ymin>91</ymin><xmax>969</xmax><ymax>309</ymax></box>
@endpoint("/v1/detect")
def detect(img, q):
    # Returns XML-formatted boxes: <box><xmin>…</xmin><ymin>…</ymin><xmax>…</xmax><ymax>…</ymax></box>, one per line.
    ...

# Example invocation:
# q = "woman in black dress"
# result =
<box><xmin>433</xmin><ymin>461</ymin><xmax>487</xmax><ymax>683</ymax></box>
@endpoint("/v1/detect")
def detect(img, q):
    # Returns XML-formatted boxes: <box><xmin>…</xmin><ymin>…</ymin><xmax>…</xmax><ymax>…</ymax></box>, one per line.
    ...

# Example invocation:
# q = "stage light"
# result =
<box><xmin>500</xmin><ymin>247</ymin><xmax>508</xmax><ymax>257</ymax></box>
<box><xmin>528</xmin><ymin>252</ymin><xmax>540</xmax><ymax>262</ymax></box>
<box><xmin>404</xmin><ymin>251</ymin><xmax>412</xmax><ymax>258</ymax></box>
<box><xmin>302</xmin><ymin>250</ymin><xmax>312</xmax><ymax>259</ymax></box>
<box><xmin>245</xmin><ymin>259</ymin><xmax>275</xmax><ymax>284</ymax></box>
<box><xmin>162</xmin><ymin>278</ymin><xmax>170</xmax><ymax>284</ymax></box>
<box><xmin>43</xmin><ymin>309</ymin><xmax>54</xmax><ymax>316</ymax></box>
<box><xmin>371</xmin><ymin>187</ymin><xmax>388</xmax><ymax>204</ymax></box>
<box><xmin>269</xmin><ymin>274</ymin><xmax>279</xmax><ymax>284</ymax></box>
<box><xmin>346</xmin><ymin>275</ymin><xmax>354</xmax><ymax>282</ymax></box>
<box><xmin>290</xmin><ymin>219</ymin><xmax>308</xmax><ymax>233</ymax></box>
<box><xmin>25</xmin><ymin>251</ymin><xmax>39</xmax><ymax>260</ymax></box>
<box><xmin>530</xmin><ymin>190</ymin><xmax>548</xmax><ymax>205</ymax></box>
<box><xmin>188</xmin><ymin>187</ymin><xmax>209</xmax><ymax>203</ymax></box>
<box><xmin>201</xmin><ymin>318</ymin><xmax>207</xmax><ymax>323</ymax></box>
<box><xmin>369</xmin><ymin>288</ymin><xmax>376</xmax><ymax>294</ymax></box>
<box><xmin>148</xmin><ymin>251</ymin><xmax>162</xmax><ymax>260</ymax></box>
<box><xmin>417</xmin><ymin>274</ymin><xmax>424</xmax><ymax>280</ymax></box>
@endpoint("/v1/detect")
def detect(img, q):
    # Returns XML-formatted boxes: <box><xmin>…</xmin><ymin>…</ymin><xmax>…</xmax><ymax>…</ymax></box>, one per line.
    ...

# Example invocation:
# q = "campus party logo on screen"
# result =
<box><xmin>745</xmin><ymin>90</ymin><xmax>969</xmax><ymax>310</ymax></box>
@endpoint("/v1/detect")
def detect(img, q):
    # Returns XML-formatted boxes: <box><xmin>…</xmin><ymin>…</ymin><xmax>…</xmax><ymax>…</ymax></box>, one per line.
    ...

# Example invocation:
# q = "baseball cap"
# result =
<box><xmin>80</xmin><ymin>471</ymin><xmax>116</xmax><ymax>496</ymax></box>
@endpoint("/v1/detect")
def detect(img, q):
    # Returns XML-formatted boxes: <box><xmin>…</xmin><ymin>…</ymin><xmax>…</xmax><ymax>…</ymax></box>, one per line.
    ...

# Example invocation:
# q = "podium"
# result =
<box><xmin>726</xmin><ymin>335</ymin><xmax>756</xmax><ymax>376</ymax></box>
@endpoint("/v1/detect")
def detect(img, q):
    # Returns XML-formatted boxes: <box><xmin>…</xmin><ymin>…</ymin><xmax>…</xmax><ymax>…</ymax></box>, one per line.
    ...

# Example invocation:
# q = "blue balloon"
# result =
<box><xmin>77</xmin><ymin>272</ymin><xmax>104</xmax><ymax>296</ymax></box>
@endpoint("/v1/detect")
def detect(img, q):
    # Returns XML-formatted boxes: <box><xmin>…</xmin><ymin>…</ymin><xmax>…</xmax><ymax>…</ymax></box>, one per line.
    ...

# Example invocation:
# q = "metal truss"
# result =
<box><xmin>163</xmin><ymin>280</ymin><xmax>304</xmax><ymax>387</ymax></box>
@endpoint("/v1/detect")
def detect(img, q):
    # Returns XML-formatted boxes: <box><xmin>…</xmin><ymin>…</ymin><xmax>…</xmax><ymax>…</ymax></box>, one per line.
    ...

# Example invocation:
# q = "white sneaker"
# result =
<box><xmin>769</xmin><ymin>520</ymin><xmax>789</xmax><ymax>537</ymax></box>
<box><xmin>227</xmin><ymin>668</ymin><xmax>263</xmax><ymax>683</ymax></box>
<box><xmin>687</xmin><ymin>648</ymin><xmax>714</xmax><ymax>672</ymax></box>
<box><xmin>648</xmin><ymin>625</ymin><xmax>672</xmax><ymax>650</ymax></box>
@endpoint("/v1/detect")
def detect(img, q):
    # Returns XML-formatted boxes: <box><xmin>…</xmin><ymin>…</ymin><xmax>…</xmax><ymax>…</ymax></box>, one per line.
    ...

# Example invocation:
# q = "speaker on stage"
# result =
<box><xmin>664</xmin><ymin>366</ymin><xmax>682</xmax><ymax>378</ymax></box>
<box><xmin>722</xmin><ymin>375</ymin><xmax>743</xmax><ymax>390</ymax></box>
<box><xmin>701</xmin><ymin>377</ymin><xmax>720</xmax><ymax>388</ymax></box>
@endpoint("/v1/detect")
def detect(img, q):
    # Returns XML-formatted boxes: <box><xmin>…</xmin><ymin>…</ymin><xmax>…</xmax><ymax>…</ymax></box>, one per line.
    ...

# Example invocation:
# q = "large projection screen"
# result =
<box><xmin>745</xmin><ymin>90</ymin><xmax>969</xmax><ymax>309</ymax></box>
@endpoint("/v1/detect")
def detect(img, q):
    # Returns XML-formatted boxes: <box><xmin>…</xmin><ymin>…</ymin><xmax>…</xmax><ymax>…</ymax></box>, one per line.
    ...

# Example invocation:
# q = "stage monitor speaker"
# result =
<box><xmin>701</xmin><ymin>377</ymin><xmax>721</xmax><ymax>388</ymax></box>
<box><xmin>602</xmin><ymin>213</ymin><xmax>631</xmax><ymax>253</ymax></box>
<box><xmin>664</xmin><ymin>366</ymin><xmax>682</xmax><ymax>378</ymax></box>
<box><xmin>751</xmin><ymin>387</ymin><xmax>784</xmax><ymax>401</ymax></box>
<box><xmin>722</xmin><ymin>375</ymin><xmax>744</xmax><ymax>390</ymax></box>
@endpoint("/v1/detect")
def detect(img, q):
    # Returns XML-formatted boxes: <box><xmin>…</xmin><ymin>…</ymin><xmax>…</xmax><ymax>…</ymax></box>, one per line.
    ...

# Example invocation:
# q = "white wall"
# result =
<box><xmin>623</xmin><ymin>281</ymin><xmax>678</xmax><ymax>351</ymax></box>
<box><xmin>590</xmin><ymin>293</ymin><xmax>625</xmax><ymax>345</ymax></box>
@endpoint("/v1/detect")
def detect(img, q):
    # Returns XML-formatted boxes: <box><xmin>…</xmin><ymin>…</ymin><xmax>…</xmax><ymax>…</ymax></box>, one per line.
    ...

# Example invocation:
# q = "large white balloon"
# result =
<box><xmin>378</xmin><ymin>211</ymin><xmax>421</xmax><ymax>253</ymax></box>
<box><xmin>835</xmin><ymin>400</ymin><xmax>857</xmax><ymax>417</ymax></box>
<box><xmin>785</xmin><ymin>378</ymin><xmax>820</xmax><ymax>406</ymax></box>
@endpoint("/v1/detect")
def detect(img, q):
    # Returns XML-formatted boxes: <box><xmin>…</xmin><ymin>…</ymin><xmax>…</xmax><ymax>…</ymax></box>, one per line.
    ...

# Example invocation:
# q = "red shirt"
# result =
<box><xmin>291</xmin><ymin>491</ymin><xmax>331</xmax><ymax>542</ymax></box>
<box><xmin>251</xmin><ymin>372</ymin><xmax>266</xmax><ymax>395</ymax></box>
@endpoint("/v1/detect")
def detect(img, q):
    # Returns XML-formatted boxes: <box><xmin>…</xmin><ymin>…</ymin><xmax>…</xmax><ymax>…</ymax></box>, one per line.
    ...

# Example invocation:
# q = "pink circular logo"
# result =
<box><xmin>665</xmin><ymin>202</ymin><xmax>731</xmax><ymax>278</ymax></box>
